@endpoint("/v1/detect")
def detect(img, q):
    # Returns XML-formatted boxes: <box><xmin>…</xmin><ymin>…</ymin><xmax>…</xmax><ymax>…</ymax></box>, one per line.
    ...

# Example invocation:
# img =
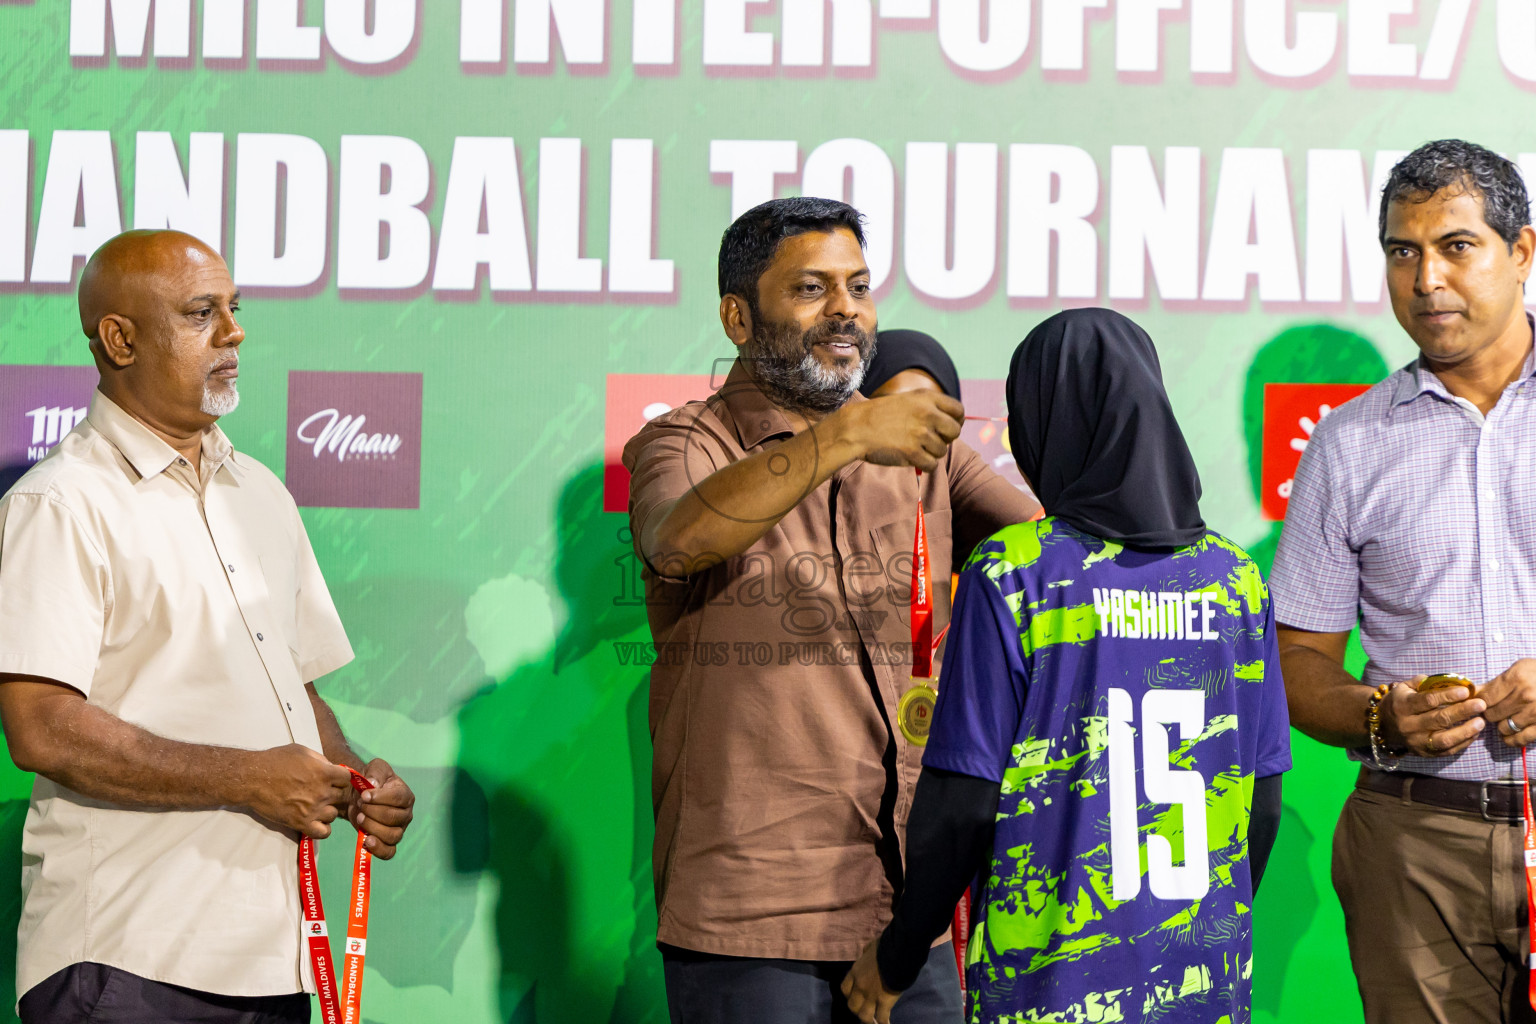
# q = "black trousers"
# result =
<box><xmin>662</xmin><ymin>941</ymin><xmax>964</xmax><ymax>1024</ymax></box>
<box><xmin>19</xmin><ymin>962</ymin><xmax>310</xmax><ymax>1024</ymax></box>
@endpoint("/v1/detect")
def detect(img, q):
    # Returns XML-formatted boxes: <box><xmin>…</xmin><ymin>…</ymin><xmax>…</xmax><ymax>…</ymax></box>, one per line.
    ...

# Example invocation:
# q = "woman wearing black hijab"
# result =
<box><xmin>860</xmin><ymin>330</ymin><xmax>964</xmax><ymax>401</ymax></box>
<box><xmin>1005</xmin><ymin>307</ymin><xmax>1205</xmax><ymax>547</ymax></box>
<box><xmin>843</xmin><ymin>309</ymin><xmax>1290</xmax><ymax>1024</ymax></box>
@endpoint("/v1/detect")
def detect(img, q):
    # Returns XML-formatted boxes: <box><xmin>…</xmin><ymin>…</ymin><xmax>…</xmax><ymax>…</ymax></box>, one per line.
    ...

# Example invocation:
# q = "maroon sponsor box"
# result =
<box><xmin>0</xmin><ymin>365</ymin><xmax>98</xmax><ymax>494</ymax></box>
<box><xmin>286</xmin><ymin>371</ymin><xmax>423</xmax><ymax>509</ymax></box>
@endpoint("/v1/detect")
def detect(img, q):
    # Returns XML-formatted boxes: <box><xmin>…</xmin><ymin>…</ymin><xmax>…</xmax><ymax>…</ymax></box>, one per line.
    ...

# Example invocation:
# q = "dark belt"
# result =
<box><xmin>1356</xmin><ymin>766</ymin><xmax>1532</xmax><ymax>823</ymax></box>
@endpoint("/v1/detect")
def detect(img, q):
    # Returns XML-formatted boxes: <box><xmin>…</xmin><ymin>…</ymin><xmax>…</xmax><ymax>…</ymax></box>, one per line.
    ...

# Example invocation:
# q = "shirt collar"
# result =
<box><xmin>717</xmin><ymin>358</ymin><xmax>870</xmax><ymax>450</ymax></box>
<box><xmin>1392</xmin><ymin>312</ymin><xmax>1536</xmax><ymax>408</ymax></box>
<box><xmin>87</xmin><ymin>389</ymin><xmax>242</xmax><ymax>482</ymax></box>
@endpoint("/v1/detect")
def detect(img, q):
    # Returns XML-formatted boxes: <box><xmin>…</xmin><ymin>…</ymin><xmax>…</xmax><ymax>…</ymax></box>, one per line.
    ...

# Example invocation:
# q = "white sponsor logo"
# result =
<box><xmin>306</xmin><ymin>920</ymin><xmax>328</xmax><ymax>937</ymax></box>
<box><xmin>23</xmin><ymin>406</ymin><xmax>87</xmax><ymax>461</ymax></box>
<box><xmin>1277</xmin><ymin>402</ymin><xmax>1337</xmax><ymax>502</ymax></box>
<box><xmin>295</xmin><ymin>409</ymin><xmax>403</xmax><ymax>462</ymax></box>
<box><xmin>347</xmin><ymin>938</ymin><xmax>366</xmax><ymax>957</ymax></box>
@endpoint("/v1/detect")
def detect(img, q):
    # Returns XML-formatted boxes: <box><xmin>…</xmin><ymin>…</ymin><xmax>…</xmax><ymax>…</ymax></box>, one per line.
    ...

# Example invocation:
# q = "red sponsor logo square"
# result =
<box><xmin>603</xmin><ymin>373</ymin><xmax>714</xmax><ymax>513</ymax></box>
<box><xmin>1261</xmin><ymin>382</ymin><xmax>1371</xmax><ymax>521</ymax></box>
<box><xmin>286</xmin><ymin>371</ymin><xmax>423</xmax><ymax>509</ymax></box>
<box><xmin>0</xmin><ymin>365</ymin><xmax>98</xmax><ymax>493</ymax></box>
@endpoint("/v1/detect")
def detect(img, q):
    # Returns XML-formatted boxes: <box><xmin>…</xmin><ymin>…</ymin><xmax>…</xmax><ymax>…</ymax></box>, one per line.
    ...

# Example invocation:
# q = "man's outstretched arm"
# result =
<box><xmin>638</xmin><ymin>390</ymin><xmax>964</xmax><ymax>576</ymax></box>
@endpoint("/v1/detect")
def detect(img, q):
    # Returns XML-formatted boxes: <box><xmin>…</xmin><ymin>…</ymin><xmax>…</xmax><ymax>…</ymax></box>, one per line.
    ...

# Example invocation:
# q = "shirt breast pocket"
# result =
<box><xmin>869</xmin><ymin>508</ymin><xmax>954</xmax><ymax>624</ymax></box>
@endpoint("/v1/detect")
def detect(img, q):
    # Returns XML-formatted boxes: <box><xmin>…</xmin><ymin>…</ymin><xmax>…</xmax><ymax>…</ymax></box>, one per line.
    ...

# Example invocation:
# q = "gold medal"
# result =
<box><xmin>1419</xmin><ymin>672</ymin><xmax>1478</xmax><ymax>699</ymax></box>
<box><xmin>898</xmin><ymin>682</ymin><xmax>938</xmax><ymax>745</ymax></box>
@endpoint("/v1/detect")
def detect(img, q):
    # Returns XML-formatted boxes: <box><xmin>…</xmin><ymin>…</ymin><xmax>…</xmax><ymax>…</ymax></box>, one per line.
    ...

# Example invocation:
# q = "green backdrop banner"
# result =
<box><xmin>3</xmin><ymin>2</ymin><xmax>1531</xmax><ymax>1020</ymax></box>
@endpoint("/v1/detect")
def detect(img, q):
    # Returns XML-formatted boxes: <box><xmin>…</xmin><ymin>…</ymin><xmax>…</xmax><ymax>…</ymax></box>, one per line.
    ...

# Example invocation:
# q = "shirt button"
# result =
<box><xmin>256</xmin><ymin>632</ymin><xmax>264</xmax><ymax>641</ymax></box>
<box><xmin>178</xmin><ymin>458</ymin><xmax>188</xmax><ymax>466</ymax></box>
<box><xmin>1489</xmin><ymin>559</ymin><xmax>1500</xmax><ymax>572</ymax></box>
<box><xmin>1485</xmin><ymin>488</ymin><xmax>1496</xmax><ymax>501</ymax></box>
<box><xmin>1495</xmin><ymin>631</ymin><xmax>1506</xmax><ymax>643</ymax></box>
<box><xmin>227</xmin><ymin>564</ymin><xmax>235</xmax><ymax>572</ymax></box>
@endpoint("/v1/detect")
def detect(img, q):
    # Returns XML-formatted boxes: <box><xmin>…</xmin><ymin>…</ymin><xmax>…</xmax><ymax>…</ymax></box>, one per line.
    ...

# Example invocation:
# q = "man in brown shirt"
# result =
<box><xmin>623</xmin><ymin>198</ymin><xmax>1038</xmax><ymax>1023</ymax></box>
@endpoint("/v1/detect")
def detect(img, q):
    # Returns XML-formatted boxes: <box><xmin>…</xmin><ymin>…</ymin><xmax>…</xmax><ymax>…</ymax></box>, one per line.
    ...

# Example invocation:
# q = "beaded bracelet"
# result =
<box><xmin>1365</xmin><ymin>682</ymin><xmax>1404</xmax><ymax>771</ymax></box>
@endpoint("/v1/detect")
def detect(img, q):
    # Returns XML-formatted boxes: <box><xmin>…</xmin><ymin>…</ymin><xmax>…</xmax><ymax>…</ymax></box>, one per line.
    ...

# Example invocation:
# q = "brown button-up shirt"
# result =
<box><xmin>622</xmin><ymin>360</ymin><xmax>1039</xmax><ymax>961</ymax></box>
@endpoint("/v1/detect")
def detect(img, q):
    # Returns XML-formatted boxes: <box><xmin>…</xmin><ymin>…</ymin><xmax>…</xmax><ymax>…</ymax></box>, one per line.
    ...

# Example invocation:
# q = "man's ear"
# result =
<box><xmin>1514</xmin><ymin>224</ymin><xmax>1536</xmax><ymax>285</ymax></box>
<box><xmin>95</xmin><ymin>315</ymin><xmax>136</xmax><ymax>369</ymax></box>
<box><xmin>719</xmin><ymin>294</ymin><xmax>754</xmax><ymax>349</ymax></box>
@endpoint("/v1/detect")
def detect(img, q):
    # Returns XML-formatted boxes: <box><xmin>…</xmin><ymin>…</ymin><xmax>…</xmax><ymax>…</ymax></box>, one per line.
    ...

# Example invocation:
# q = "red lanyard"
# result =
<box><xmin>913</xmin><ymin>472</ymin><xmax>971</xmax><ymax>986</ymax></box>
<box><xmin>912</xmin><ymin>471</ymin><xmax>935</xmax><ymax>679</ymax></box>
<box><xmin>951</xmin><ymin>891</ymin><xmax>970</xmax><ymax>993</ymax></box>
<box><xmin>1522</xmin><ymin>749</ymin><xmax>1536</xmax><ymax>1010</ymax></box>
<box><xmin>299</xmin><ymin>767</ymin><xmax>375</xmax><ymax>1024</ymax></box>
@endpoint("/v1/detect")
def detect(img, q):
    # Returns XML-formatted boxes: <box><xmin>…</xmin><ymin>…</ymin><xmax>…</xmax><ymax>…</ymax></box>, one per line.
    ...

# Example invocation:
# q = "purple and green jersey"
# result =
<box><xmin>926</xmin><ymin>518</ymin><xmax>1291</xmax><ymax>1024</ymax></box>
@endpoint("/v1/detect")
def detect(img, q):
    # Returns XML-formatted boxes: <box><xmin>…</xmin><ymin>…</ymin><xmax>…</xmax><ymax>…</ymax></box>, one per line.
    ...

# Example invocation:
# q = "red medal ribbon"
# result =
<box><xmin>951</xmin><ymin>890</ymin><xmax>970</xmax><ymax>993</ymax></box>
<box><xmin>913</xmin><ymin>471</ymin><xmax>969</xmax><ymax>983</ymax></box>
<box><xmin>1522</xmin><ymin>749</ymin><xmax>1536</xmax><ymax>1011</ymax></box>
<box><xmin>911</xmin><ymin>471</ymin><xmax>935</xmax><ymax>679</ymax></box>
<box><xmin>299</xmin><ymin>766</ymin><xmax>375</xmax><ymax>1024</ymax></box>
<box><xmin>913</xmin><ymin>471</ymin><xmax>970</xmax><ymax>981</ymax></box>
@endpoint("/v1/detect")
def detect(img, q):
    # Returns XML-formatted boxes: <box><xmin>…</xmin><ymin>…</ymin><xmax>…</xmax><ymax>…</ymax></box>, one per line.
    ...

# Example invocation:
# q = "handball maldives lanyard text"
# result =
<box><xmin>899</xmin><ymin>470</ymin><xmax>969</xmax><ymax>989</ymax></box>
<box><xmin>897</xmin><ymin>470</ymin><xmax>945</xmax><ymax>746</ymax></box>
<box><xmin>299</xmin><ymin>765</ymin><xmax>376</xmax><ymax>1024</ymax></box>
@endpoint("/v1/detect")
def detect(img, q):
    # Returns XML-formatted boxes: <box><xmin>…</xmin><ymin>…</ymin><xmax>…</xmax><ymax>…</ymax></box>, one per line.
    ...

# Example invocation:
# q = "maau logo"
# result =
<box><xmin>295</xmin><ymin>409</ymin><xmax>404</xmax><ymax>462</ymax></box>
<box><xmin>286</xmin><ymin>372</ymin><xmax>422</xmax><ymax>509</ymax></box>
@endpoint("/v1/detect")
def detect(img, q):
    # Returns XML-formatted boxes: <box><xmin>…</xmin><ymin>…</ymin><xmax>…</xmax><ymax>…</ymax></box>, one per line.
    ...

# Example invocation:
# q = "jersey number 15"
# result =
<box><xmin>1107</xmin><ymin>687</ymin><xmax>1210</xmax><ymax>902</ymax></box>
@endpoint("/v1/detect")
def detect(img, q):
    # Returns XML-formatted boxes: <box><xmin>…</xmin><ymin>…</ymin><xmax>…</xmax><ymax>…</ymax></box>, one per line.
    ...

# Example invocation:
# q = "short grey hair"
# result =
<box><xmin>1379</xmin><ymin>139</ymin><xmax>1531</xmax><ymax>247</ymax></box>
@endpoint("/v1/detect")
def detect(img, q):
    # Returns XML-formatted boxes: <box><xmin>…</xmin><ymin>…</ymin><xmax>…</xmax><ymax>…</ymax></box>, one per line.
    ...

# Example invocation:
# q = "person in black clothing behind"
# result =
<box><xmin>859</xmin><ymin>329</ymin><xmax>963</xmax><ymax>402</ymax></box>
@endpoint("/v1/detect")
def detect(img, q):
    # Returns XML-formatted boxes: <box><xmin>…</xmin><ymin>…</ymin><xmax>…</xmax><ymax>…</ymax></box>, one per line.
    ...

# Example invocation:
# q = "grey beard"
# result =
<box><xmin>201</xmin><ymin>380</ymin><xmax>239</xmax><ymax>417</ymax></box>
<box><xmin>743</xmin><ymin>328</ymin><xmax>873</xmax><ymax>415</ymax></box>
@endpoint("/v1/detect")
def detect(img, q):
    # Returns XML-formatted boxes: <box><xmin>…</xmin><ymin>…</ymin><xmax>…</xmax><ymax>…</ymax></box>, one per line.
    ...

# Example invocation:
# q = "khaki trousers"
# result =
<box><xmin>1334</xmin><ymin>785</ymin><xmax>1536</xmax><ymax>1024</ymax></box>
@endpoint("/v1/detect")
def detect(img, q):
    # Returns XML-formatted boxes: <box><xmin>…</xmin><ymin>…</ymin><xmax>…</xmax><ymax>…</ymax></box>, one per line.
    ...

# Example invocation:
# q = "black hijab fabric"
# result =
<box><xmin>1007</xmin><ymin>308</ymin><xmax>1205</xmax><ymax>549</ymax></box>
<box><xmin>860</xmin><ymin>330</ymin><xmax>963</xmax><ymax>401</ymax></box>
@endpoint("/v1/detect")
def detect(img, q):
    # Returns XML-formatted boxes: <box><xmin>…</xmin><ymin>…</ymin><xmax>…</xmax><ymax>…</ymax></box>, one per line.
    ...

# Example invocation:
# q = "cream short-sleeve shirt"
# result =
<box><xmin>0</xmin><ymin>390</ymin><xmax>354</xmax><ymax>1000</ymax></box>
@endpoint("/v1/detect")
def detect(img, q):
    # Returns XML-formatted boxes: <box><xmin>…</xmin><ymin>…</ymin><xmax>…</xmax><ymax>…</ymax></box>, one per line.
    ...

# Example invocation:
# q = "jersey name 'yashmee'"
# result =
<box><xmin>925</xmin><ymin>518</ymin><xmax>1291</xmax><ymax>1024</ymax></box>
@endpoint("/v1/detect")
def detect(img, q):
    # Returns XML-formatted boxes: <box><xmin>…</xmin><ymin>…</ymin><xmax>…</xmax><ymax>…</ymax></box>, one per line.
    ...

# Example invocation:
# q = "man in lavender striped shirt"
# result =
<box><xmin>1273</xmin><ymin>139</ymin><xmax>1536</xmax><ymax>1023</ymax></box>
